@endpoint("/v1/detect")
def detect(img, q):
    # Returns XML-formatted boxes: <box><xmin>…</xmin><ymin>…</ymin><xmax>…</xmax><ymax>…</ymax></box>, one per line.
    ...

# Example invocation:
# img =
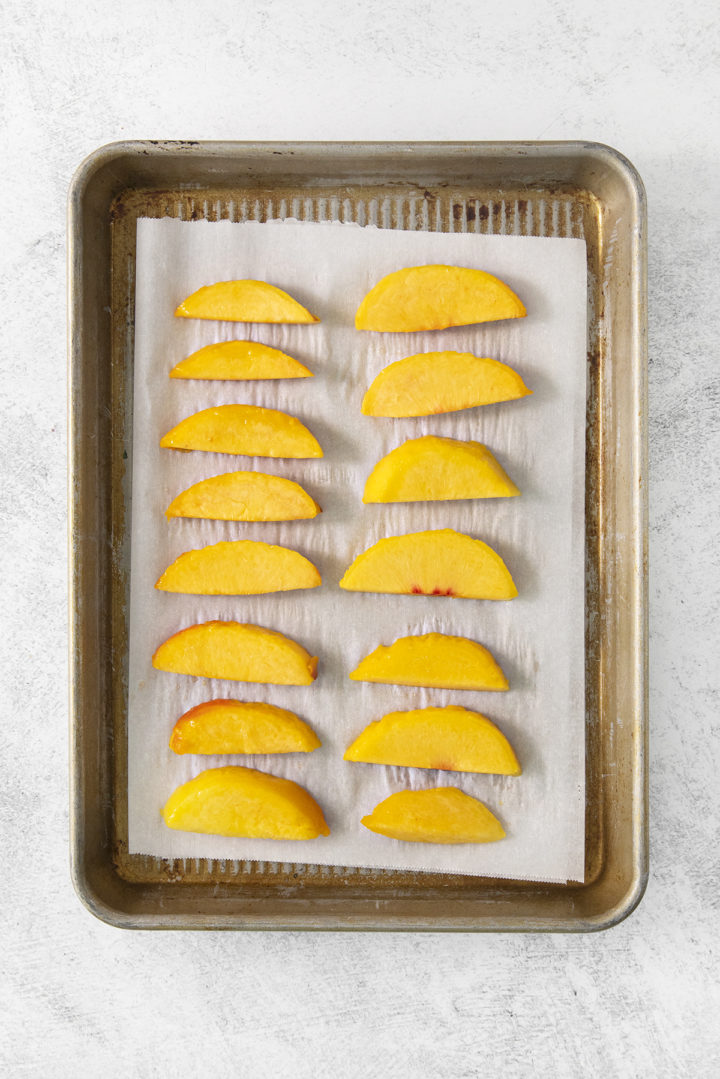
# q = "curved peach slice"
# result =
<box><xmin>170</xmin><ymin>340</ymin><xmax>313</xmax><ymax>381</ymax></box>
<box><xmin>152</xmin><ymin>621</ymin><xmax>318</xmax><ymax>685</ymax></box>
<box><xmin>349</xmin><ymin>632</ymin><xmax>508</xmax><ymax>691</ymax></box>
<box><xmin>339</xmin><ymin>529</ymin><xmax>517</xmax><ymax>599</ymax></box>
<box><xmin>362</xmin><ymin>351</ymin><xmax>531</xmax><ymax>416</ymax></box>
<box><xmin>160</xmin><ymin>405</ymin><xmax>323</xmax><ymax>458</ymax></box>
<box><xmin>355</xmin><ymin>265</ymin><xmax>526</xmax><ymax>331</ymax></box>
<box><xmin>155</xmin><ymin>540</ymin><xmax>321</xmax><ymax>596</ymax></box>
<box><xmin>361</xmin><ymin>788</ymin><xmax>505</xmax><ymax>844</ymax></box>
<box><xmin>363</xmin><ymin>435</ymin><xmax>519</xmax><ymax>503</ymax></box>
<box><xmin>345</xmin><ymin>705</ymin><xmax>521</xmax><ymax>775</ymax></box>
<box><xmin>169</xmin><ymin>699</ymin><xmax>321</xmax><ymax>755</ymax></box>
<box><xmin>163</xmin><ymin>766</ymin><xmax>329</xmax><ymax>838</ymax></box>
<box><xmin>165</xmin><ymin>470</ymin><xmax>321</xmax><ymax>522</ymax></box>
<box><xmin>175</xmin><ymin>281</ymin><xmax>319</xmax><ymax>323</ymax></box>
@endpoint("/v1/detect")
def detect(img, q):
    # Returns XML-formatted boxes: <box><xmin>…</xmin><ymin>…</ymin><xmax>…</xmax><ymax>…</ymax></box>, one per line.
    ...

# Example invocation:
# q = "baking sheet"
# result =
<box><xmin>127</xmin><ymin>217</ymin><xmax>587</xmax><ymax>882</ymax></box>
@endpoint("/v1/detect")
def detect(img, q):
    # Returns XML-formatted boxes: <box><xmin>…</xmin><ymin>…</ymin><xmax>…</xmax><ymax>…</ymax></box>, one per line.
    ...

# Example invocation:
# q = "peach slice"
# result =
<box><xmin>355</xmin><ymin>265</ymin><xmax>526</xmax><ymax>332</ymax></box>
<box><xmin>169</xmin><ymin>700</ymin><xmax>321</xmax><ymax>755</ymax></box>
<box><xmin>339</xmin><ymin>529</ymin><xmax>517</xmax><ymax>599</ymax></box>
<box><xmin>155</xmin><ymin>540</ymin><xmax>321</xmax><ymax>596</ymax></box>
<box><xmin>152</xmin><ymin>621</ymin><xmax>318</xmax><ymax>685</ymax></box>
<box><xmin>361</xmin><ymin>788</ymin><xmax>505</xmax><ymax>844</ymax></box>
<box><xmin>361</xmin><ymin>351</ymin><xmax>531</xmax><ymax>416</ymax></box>
<box><xmin>170</xmin><ymin>340</ymin><xmax>313</xmax><ymax>381</ymax></box>
<box><xmin>165</xmin><ymin>470</ymin><xmax>321</xmax><ymax>522</ymax></box>
<box><xmin>175</xmin><ymin>281</ymin><xmax>319</xmax><ymax>323</ymax></box>
<box><xmin>160</xmin><ymin>404</ymin><xmax>323</xmax><ymax>458</ymax></box>
<box><xmin>344</xmin><ymin>705</ymin><xmax>521</xmax><ymax>775</ymax></box>
<box><xmin>349</xmin><ymin>632</ymin><xmax>508</xmax><ymax>691</ymax></box>
<box><xmin>163</xmin><ymin>766</ymin><xmax>329</xmax><ymax>838</ymax></box>
<box><xmin>363</xmin><ymin>435</ymin><xmax>520</xmax><ymax>503</ymax></box>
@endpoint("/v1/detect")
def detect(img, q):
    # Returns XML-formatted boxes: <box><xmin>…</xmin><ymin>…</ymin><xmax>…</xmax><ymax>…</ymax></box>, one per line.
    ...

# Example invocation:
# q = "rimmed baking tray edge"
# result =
<box><xmin>68</xmin><ymin>140</ymin><xmax>647</xmax><ymax>931</ymax></box>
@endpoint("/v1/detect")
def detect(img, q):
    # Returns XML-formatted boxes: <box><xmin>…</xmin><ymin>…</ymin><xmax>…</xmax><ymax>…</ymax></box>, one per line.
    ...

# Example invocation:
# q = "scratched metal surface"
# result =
<box><xmin>68</xmin><ymin>142</ymin><xmax>647</xmax><ymax>930</ymax></box>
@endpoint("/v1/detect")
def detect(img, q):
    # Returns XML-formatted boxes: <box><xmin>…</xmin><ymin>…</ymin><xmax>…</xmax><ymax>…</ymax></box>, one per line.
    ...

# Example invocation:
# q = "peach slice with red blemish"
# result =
<box><xmin>338</xmin><ymin>529</ymin><xmax>517</xmax><ymax>600</ymax></box>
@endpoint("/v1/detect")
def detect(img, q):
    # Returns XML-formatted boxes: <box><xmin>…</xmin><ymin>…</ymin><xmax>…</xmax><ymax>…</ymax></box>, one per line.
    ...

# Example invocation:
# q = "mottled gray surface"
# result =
<box><xmin>1</xmin><ymin>1</ymin><xmax>719</xmax><ymax>1076</ymax></box>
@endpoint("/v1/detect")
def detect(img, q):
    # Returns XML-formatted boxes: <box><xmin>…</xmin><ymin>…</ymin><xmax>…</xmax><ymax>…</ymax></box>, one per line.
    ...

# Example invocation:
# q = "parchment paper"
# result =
<box><xmin>128</xmin><ymin>218</ymin><xmax>587</xmax><ymax>882</ymax></box>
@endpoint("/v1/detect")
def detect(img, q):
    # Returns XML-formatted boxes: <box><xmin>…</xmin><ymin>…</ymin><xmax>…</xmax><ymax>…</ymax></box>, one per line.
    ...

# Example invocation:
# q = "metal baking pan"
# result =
<box><xmin>68</xmin><ymin>141</ymin><xmax>647</xmax><ymax>931</ymax></box>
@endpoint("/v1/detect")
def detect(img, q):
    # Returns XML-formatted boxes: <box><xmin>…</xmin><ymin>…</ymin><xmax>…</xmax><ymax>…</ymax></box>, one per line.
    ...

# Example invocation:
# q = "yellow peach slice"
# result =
<box><xmin>339</xmin><ymin>529</ymin><xmax>517</xmax><ymax>599</ymax></box>
<box><xmin>363</xmin><ymin>435</ymin><xmax>519</xmax><ymax>503</ymax></box>
<box><xmin>165</xmin><ymin>470</ymin><xmax>321</xmax><ymax>522</ymax></box>
<box><xmin>163</xmin><ymin>766</ymin><xmax>329</xmax><ymax>838</ymax></box>
<box><xmin>362</xmin><ymin>351</ymin><xmax>531</xmax><ymax>416</ymax></box>
<box><xmin>152</xmin><ymin>621</ymin><xmax>318</xmax><ymax>685</ymax></box>
<box><xmin>170</xmin><ymin>340</ymin><xmax>313</xmax><ymax>380</ymax></box>
<box><xmin>155</xmin><ymin>540</ymin><xmax>321</xmax><ymax>596</ymax></box>
<box><xmin>349</xmin><ymin>632</ymin><xmax>508</xmax><ymax>691</ymax></box>
<box><xmin>175</xmin><ymin>281</ymin><xmax>319</xmax><ymax>323</ymax></box>
<box><xmin>344</xmin><ymin>705</ymin><xmax>521</xmax><ymax>775</ymax></box>
<box><xmin>169</xmin><ymin>699</ymin><xmax>321</xmax><ymax>755</ymax></box>
<box><xmin>160</xmin><ymin>405</ymin><xmax>323</xmax><ymax>458</ymax></box>
<box><xmin>361</xmin><ymin>788</ymin><xmax>505</xmax><ymax>844</ymax></box>
<box><xmin>355</xmin><ymin>265</ymin><xmax>526</xmax><ymax>331</ymax></box>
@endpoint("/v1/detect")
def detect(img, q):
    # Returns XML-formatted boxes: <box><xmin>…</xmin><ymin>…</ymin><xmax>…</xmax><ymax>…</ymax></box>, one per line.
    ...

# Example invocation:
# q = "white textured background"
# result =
<box><xmin>1</xmin><ymin>0</ymin><xmax>718</xmax><ymax>1075</ymax></box>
